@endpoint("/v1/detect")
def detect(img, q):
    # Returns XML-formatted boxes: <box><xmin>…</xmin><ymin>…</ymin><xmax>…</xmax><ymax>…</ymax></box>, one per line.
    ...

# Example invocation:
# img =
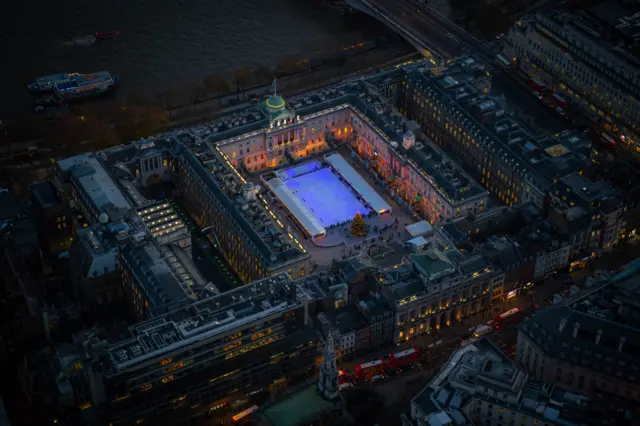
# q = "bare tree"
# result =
<box><xmin>252</xmin><ymin>64</ymin><xmax>274</xmax><ymax>86</ymax></box>
<box><xmin>203</xmin><ymin>74</ymin><xmax>231</xmax><ymax>96</ymax></box>
<box><xmin>234</xmin><ymin>67</ymin><xmax>253</xmax><ymax>92</ymax></box>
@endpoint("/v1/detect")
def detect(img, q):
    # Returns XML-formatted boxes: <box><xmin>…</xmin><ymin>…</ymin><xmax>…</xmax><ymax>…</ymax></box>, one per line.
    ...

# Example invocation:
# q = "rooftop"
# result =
<box><xmin>411</xmin><ymin>338</ymin><xmax>606</xmax><ymax>426</ymax></box>
<box><xmin>57</xmin><ymin>153</ymin><xmax>132</xmax><ymax>215</ymax></box>
<box><xmin>520</xmin><ymin>261</ymin><xmax>640</xmax><ymax>377</ymax></box>
<box><xmin>136</xmin><ymin>201</ymin><xmax>187</xmax><ymax>241</ymax></box>
<box><xmin>120</xmin><ymin>241</ymin><xmax>197</xmax><ymax>314</ymax></box>
<box><xmin>412</xmin><ymin>64</ymin><xmax>590</xmax><ymax>190</ymax></box>
<box><xmin>405</xmin><ymin>140</ymin><xmax>487</xmax><ymax>204</ymax></box>
<box><xmin>102</xmin><ymin>273</ymin><xmax>326</xmax><ymax>373</ymax></box>
<box><xmin>182</xmin><ymin>141</ymin><xmax>308</xmax><ymax>268</ymax></box>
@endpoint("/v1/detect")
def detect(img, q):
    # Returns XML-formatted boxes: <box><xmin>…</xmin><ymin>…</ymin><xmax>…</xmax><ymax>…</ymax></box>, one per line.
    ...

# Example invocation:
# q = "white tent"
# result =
<box><xmin>406</xmin><ymin>220</ymin><xmax>433</xmax><ymax>238</ymax></box>
<box><xmin>406</xmin><ymin>236</ymin><xmax>428</xmax><ymax>250</ymax></box>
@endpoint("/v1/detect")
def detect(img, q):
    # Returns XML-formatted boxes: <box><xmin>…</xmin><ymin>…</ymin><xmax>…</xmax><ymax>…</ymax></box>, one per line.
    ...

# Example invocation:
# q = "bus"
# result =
<box><xmin>355</xmin><ymin>359</ymin><xmax>386</xmax><ymax>379</ymax></box>
<box><xmin>600</xmin><ymin>132</ymin><xmax>617</xmax><ymax>147</ymax></box>
<box><xmin>495</xmin><ymin>54</ymin><xmax>512</xmax><ymax>70</ymax></box>
<box><xmin>388</xmin><ymin>348</ymin><xmax>420</xmax><ymax>369</ymax></box>
<box><xmin>232</xmin><ymin>405</ymin><xmax>258</xmax><ymax>424</ymax></box>
<box><xmin>473</xmin><ymin>324</ymin><xmax>493</xmax><ymax>338</ymax></box>
<box><xmin>493</xmin><ymin>308</ymin><xmax>521</xmax><ymax>329</ymax></box>
<box><xmin>528</xmin><ymin>77</ymin><xmax>546</xmax><ymax>93</ymax></box>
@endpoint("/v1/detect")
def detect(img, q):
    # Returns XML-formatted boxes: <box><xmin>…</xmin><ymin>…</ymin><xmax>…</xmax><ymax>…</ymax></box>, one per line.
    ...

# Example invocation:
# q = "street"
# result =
<box><xmin>338</xmin><ymin>273</ymin><xmax>570</xmax><ymax>377</ymax></box>
<box><xmin>367</xmin><ymin>0</ymin><xmax>571</xmax><ymax>135</ymax></box>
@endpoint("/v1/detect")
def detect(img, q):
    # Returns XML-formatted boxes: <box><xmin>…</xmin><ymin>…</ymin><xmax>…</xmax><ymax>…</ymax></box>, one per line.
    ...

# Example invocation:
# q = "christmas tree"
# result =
<box><xmin>350</xmin><ymin>211</ymin><xmax>366</xmax><ymax>237</ymax></box>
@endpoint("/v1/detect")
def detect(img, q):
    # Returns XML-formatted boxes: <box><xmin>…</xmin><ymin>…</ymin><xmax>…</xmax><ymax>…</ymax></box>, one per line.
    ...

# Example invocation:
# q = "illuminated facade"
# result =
<box><xmin>507</xmin><ymin>10</ymin><xmax>640</xmax><ymax>143</ymax></box>
<box><xmin>75</xmin><ymin>273</ymin><xmax>327</xmax><ymax>425</ymax></box>
<box><xmin>382</xmin><ymin>249</ymin><xmax>504</xmax><ymax>344</ymax></box>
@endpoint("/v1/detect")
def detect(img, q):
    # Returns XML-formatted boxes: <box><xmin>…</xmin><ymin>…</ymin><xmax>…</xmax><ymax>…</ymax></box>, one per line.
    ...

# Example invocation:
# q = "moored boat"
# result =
<box><xmin>53</xmin><ymin>71</ymin><xmax>119</xmax><ymax>100</ymax></box>
<box><xmin>96</xmin><ymin>31</ymin><xmax>120</xmax><ymax>40</ymax></box>
<box><xmin>28</xmin><ymin>73</ymin><xmax>79</xmax><ymax>92</ymax></box>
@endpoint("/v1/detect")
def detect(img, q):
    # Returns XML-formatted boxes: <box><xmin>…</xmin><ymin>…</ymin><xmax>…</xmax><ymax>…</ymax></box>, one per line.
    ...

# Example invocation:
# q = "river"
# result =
<box><xmin>2</xmin><ymin>0</ymin><xmax>398</xmax><ymax>118</ymax></box>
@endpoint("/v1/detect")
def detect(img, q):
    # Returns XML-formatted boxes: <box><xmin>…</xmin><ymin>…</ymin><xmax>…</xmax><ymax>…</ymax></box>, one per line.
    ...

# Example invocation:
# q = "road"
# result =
<box><xmin>338</xmin><ymin>274</ymin><xmax>570</xmax><ymax>376</ymax></box>
<box><xmin>367</xmin><ymin>0</ymin><xmax>571</xmax><ymax>135</ymax></box>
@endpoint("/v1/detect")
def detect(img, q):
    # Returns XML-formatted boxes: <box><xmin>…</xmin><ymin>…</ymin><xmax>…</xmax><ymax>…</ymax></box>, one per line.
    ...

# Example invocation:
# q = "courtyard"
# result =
<box><xmin>263</xmin><ymin>154</ymin><xmax>395</xmax><ymax>249</ymax></box>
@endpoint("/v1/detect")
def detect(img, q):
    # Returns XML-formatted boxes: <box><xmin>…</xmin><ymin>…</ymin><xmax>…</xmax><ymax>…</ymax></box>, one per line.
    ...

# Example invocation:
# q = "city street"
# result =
<box><xmin>337</xmin><ymin>274</ymin><xmax>570</xmax><ymax>376</ymax></box>
<box><xmin>368</xmin><ymin>0</ymin><xmax>571</xmax><ymax>135</ymax></box>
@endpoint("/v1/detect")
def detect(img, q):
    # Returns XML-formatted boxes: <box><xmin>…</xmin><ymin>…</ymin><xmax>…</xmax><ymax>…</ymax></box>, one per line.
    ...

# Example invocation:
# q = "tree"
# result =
<box><xmin>192</xmin><ymin>85</ymin><xmax>209</xmax><ymax>108</ymax></box>
<box><xmin>252</xmin><ymin>64</ymin><xmax>274</xmax><ymax>86</ymax></box>
<box><xmin>276</xmin><ymin>55</ymin><xmax>304</xmax><ymax>76</ymax></box>
<box><xmin>203</xmin><ymin>74</ymin><xmax>231</xmax><ymax>96</ymax></box>
<box><xmin>160</xmin><ymin>88</ymin><xmax>183</xmax><ymax>118</ymax></box>
<box><xmin>234</xmin><ymin>67</ymin><xmax>253</xmax><ymax>92</ymax></box>
<box><xmin>350</xmin><ymin>211</ymin><xmax>366</xmax><ymax>237</ymax></box>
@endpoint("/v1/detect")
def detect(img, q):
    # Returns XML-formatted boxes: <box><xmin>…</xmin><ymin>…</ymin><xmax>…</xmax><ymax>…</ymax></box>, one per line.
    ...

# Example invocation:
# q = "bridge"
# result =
<box><xmin>345</xmin><ymin>0</ymin><xmax>572</xmax><ymax>134</ymax></box>
<box><xmin>346</xmin><ymin>0</ymin><xmax>465</xmax><ymax>59</ymax></box>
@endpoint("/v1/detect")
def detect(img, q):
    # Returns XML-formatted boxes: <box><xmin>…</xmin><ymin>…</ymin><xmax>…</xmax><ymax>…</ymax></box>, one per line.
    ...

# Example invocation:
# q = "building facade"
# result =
<box><xmin>382</xmin><ymin>249</ymin><xmax>504</xmax><ymax>344</ymax></box>
<box><xmin>506</xmin><ymin>9</ymin><xmax>640</xmax><ymax>143</ymax></box>
<box><xmin>517</xmin><ymin>269</ymin><xmax>640</xmax><ymax>402</ymax></box>
<box><xmin>53</xmin><ymin>273</ymin><xmax>327</xmax><ymax>426</ymax></box>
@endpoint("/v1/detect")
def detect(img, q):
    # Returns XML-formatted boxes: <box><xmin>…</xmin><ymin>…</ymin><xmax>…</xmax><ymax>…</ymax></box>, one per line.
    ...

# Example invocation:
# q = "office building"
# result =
<box><xmin>400</xmin><ymin>56</ymin><xmax>590</xmax><ymax>209</ymax></box>
<box><xmin>506</xmin><ymin>5</ymin><xmax>640</xmax><ymax>143</ymax></box>
<box><xmin>67</xmin><ymin>225</ymin><xmax>122</xmax><ymax>318</ymax></box>
<box><xmin>402</xmin><ymin>338</ymin><xmax>627</xmax><ymax>426</ymax></box>
<box><xmin>48</xmin><ymin>273</ymin><xmax>327</xmax><ymax>425</ymax></box>
<box><xmin>381</xmin><ymin>248</ymin><xmax>504</xmax><ymax>343</ymax></box>
<box><xmin>549</xmin><ymin>173</ymin><xmax>624</xmax><ymax>254</ymax></box>
<box><xmin>517</xmin><ymin>262</ymin><xmax>640</xmax><ymax>402</ymax></box>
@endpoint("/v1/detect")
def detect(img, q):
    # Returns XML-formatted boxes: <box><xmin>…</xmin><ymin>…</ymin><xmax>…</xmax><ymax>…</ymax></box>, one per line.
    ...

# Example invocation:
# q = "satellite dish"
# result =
<box><xmin>99</xmin><ymin>213</ymin><xmax>109</xmax><ymax>224</ymax></box>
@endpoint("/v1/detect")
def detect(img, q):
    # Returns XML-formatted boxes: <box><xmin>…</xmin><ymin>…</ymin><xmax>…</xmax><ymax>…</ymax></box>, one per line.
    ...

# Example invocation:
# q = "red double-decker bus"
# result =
<box><xmin>493</xmin><ymin>308</ymin><xmax>521</xmax><ymax>329</ymax></box>
<box><xmin>355</xmin><ymin>359</ymin><xmax>386</xmax><ymax>379</ymax></box>
<box><xmin>388</xmin><ymin>348</ymin><xmax>420</xmax><ymax>369</ymax></box>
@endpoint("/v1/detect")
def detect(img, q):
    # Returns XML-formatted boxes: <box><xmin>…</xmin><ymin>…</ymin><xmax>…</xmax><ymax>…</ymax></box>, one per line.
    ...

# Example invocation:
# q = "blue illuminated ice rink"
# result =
<box><xmin>284</xmin><ymin>167</ymin><xmax>369</xmax><ymax>228</ymax></box>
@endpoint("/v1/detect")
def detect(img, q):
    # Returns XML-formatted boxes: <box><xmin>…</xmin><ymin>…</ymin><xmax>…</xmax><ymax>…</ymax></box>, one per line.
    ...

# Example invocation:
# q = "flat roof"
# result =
<box><xmin>325</xmin><ymin>153</ymin><xmax>391</xmax><ymax>214</ymax></box>
<box><xmin>103</xmin><ymin>273</ymin><xmax>326</xmax><ymax>373</ymax></box>
<box><xmin>58</xmin><ymin>153</ymin><xmax>132</xmax><ymax>214</ymax></box>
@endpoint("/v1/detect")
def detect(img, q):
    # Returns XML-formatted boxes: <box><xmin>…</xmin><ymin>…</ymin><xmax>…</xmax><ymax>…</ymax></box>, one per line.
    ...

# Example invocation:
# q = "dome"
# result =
<box><xmin>265</xmin><ymin>95</ymin><xmax>286</xmax><ymax>110</ymax></box>
<box><xmin>98</xmin><ymin>213</ymin><xmax>109</xmax><ymax>224</ymax></box>
<box><xmin>403</xmin><ymin>130</ymin><xmax>415</xmax><ymax>139</ymax></box>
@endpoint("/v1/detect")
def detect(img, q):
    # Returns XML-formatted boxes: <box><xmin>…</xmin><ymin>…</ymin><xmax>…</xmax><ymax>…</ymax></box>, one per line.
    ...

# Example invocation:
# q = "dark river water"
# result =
<box><xmin>2</xmin><ymin>0</ymin><xmax>394</xmax><ymax>117</ymax></box>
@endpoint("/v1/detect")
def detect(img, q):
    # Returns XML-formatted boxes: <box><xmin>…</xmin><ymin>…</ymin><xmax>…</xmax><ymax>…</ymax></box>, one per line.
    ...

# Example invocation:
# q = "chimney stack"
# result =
<box><xmin>596</xmin><ymin>329</ymin><xmax>603</xmax><ymax>345</ymax></box>
<box><xmin>572</xmin><ymin>322</ymin><xmax>580</xmax><ymax>338</ymax></box>
<box><xmin>559</xmin><ymin>317</ymin><xmax>567</xmax><ymax>332</ymax></box>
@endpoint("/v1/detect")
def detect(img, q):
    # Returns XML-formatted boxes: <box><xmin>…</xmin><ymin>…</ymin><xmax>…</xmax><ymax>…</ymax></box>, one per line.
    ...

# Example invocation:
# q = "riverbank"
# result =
<box><xmin>167</xmin><ymin>48</ymin><xmax>419</xmax><ymax>129</ymax></box>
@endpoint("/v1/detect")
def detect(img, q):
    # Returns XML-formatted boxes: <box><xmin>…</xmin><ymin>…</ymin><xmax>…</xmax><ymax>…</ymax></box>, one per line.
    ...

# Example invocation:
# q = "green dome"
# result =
<box><xmin>266</xmin><ymin>95</ymin><xmax>286</xmax><ymax>110</ymax></box>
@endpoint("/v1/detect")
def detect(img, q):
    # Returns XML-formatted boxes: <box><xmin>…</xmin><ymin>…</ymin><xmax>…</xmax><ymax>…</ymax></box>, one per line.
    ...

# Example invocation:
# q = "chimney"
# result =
<box><xmin>596</xmin><ymin>329</ymin><xmax>603</xmax><ymax>345</ymax></box>
<box><xmin>619</xmin><ymin>336</ymin><xmax>626</xmax><ymax>352</ymax></box>
<box><xmin>572</xmin><ymin>322</ymin><xmax>580</xmax><ymax>338</ymax></box>
<box><xmin>559</xmin><ymin>317</ymin><xmax>567</xmax><ymax>332</ymax></box>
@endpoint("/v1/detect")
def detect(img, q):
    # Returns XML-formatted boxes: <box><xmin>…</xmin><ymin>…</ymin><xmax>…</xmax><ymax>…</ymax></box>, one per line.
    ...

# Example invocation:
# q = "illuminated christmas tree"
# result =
<box><xmin>350</xmin><ymin>211</ymin><xmax>366</xmax><ymax>237</ymax></box>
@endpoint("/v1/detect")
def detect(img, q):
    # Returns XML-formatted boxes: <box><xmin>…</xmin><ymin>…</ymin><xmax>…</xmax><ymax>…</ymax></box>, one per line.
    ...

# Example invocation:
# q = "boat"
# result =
<box><xmin>60</xmin><ymin>35</ymin><xmax>96</xmax><ymax>47</ymax></box>
<box><xmin>53</xmin><ymin>71</ymin><xmax>119</xmax><ymax>100</ymax></box>
<box><xmin>28</xmin><ymin>73</ymin><xmax>79</xmax><ymax>92</ymax></box>
<box><xmin>96</xmin><ymin>31</ymin><xmax>120</xmax><ymax>40</ymax></box>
